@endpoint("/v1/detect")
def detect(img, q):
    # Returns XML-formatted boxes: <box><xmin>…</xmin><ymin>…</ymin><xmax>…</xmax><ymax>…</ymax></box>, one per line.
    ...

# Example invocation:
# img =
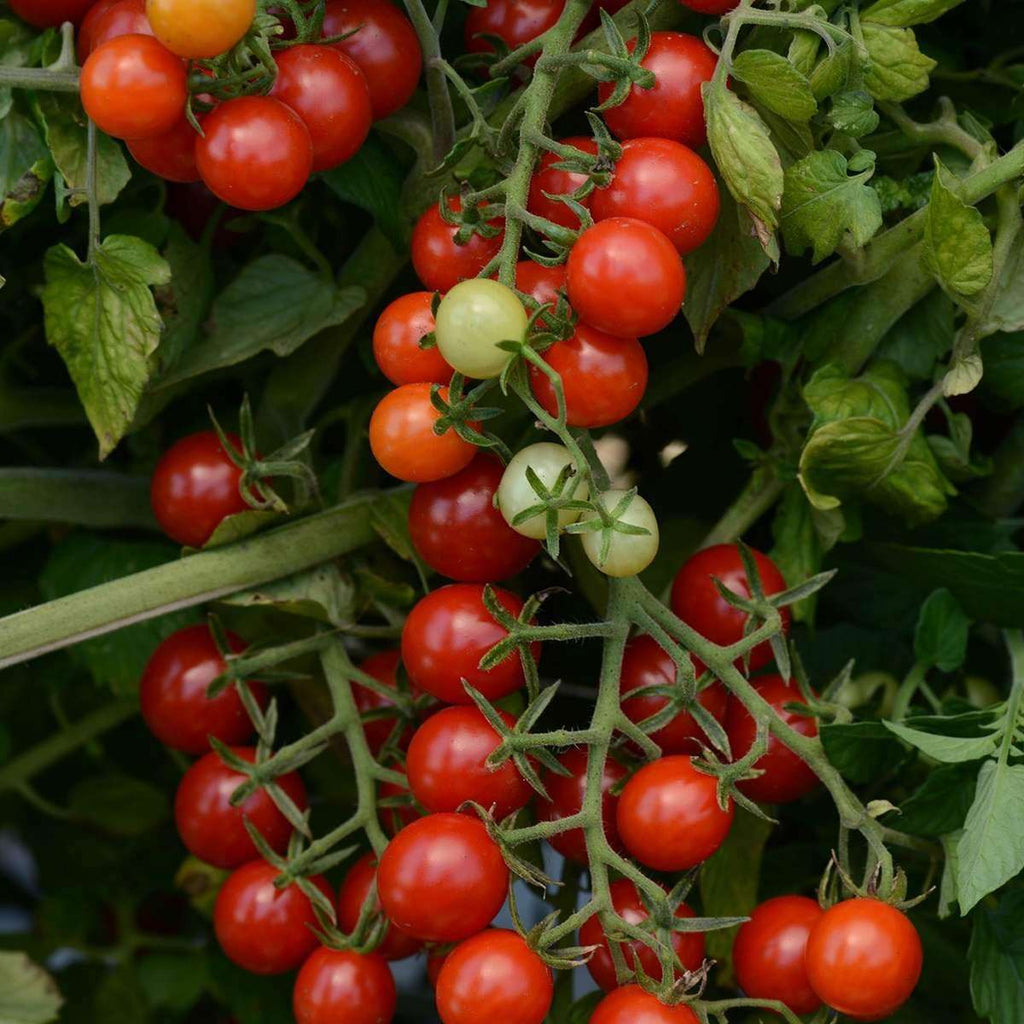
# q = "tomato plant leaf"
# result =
<box><xmin>876</xmin><ymin>289</ymin><xmax>954</xmax><ymax>380</ymax></box>
<box><xmin>0</xmin><ymin>107</ymin><xmax>52</xmax><ymax>229</ymax></box>
<box><xmin>979</xmin><ymin>332</ymin><xmax>1024</xmax><ymax>410</ymax></box>
<box><xmin>730</xmin><ymin>49</ymin><xmax>817</xmax><ymax>121</ymax></box>
<box><xmin>206</xmin><ymin>949</ymin><xmax>293</xmax><ymax>1024</ymax></box>
<box><xmin>93</xmin><ymin>962</ymin><xmax>149</xmax><ymax>1024</ymax></box>
<box><xmin>862</xmin><ymin>23</ymin><xmax>936</xmax><ymax>102</ymax></box>
<box><xmin>975</xmin><ymin>221</ymin><xmax>1024</xmax><ymax>337</ymax></box>
<box><xmin>809</xmin><ymin>40</ymin><xmax>857</xmax><ymax>101</ymax></box>
<box><xmin>136</xmin><ymin>953</ymin><xmax>207</xmax><ymax>1012</ymax></box>
<box><xmin>155</xmin><ymin>222</ymin><xmax>214</xmax><ymax>375</ymax></box>
<box><xmin>68</xmin><ymin>774</ymin><xmax>170</xmax><ymax>836</ymax></box>
<box><xmin>820</xmin><ymin>720</ymin><xmax>910</xmax><ymax>783</ymax></box>
<box><xmin>914</xmin><ymin>588</ymin><xmax>970</xmax><ymax>671</ymax></box>
<box><xmin>0</xmin><ymin>952</ymin><xmax>62</xmax><ymax>1024</ymax></box>
<box><xmin>969</xmin><ymin>889</ymin><xmax>1024</xmax><ymax>1024</ymax></box>
<box><xmin>891</xmin><ymin>761</ymin><xmax>980</xmax><ymax>836</ymax></box>
<box><xmin>862</xmin><ymin>0</ymin><xmax>966</xmax><ymax>26</ymax></box>
<box><xmin>828</xmin><ymin>90</ymin><xmax>880</xmax><ymax>137</ymax></box>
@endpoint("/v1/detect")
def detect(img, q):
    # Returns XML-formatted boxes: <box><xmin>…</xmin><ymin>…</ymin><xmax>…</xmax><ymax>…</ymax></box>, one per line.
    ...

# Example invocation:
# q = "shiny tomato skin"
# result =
<box><xmin>270</xmin><ymin>44</ymin><xmax>372</xmax><ymax>172</ymax></box>
<box><xmin>566</xmin><ymin>217</ymin><xmax>685</xmax><ymax>338</ymax></box>
<box><xmin>139</xmin><ymin>624</ymin><xmax>267</xmax><ymax>753</ymax></box>
<box><xmin>529</xmin><ymin>322</ymin><xmax>647</xmax><ymax>428</ymax></box>
<box><xmin>11</xmin><ymin>0</ymin><xmax>95</xmax><ymax>28</ymax></box>
<box><xmin>401</xmin><ymin>584</ymin><xmax>536</xmax><ymax>704</ymax></box>
<box><xmin>616</xmin><ymin>755</ymin><xmax>733</xmax><ymax>871</ymax></box>
<box><xmin>732</xmin><ymin>895</ymin><xmax>823</xmax><ymax>1015</ymax></box>
<box><xmin>213</xmin><ymin>860</ymin><xmax>331</xmax><ymax>974</ymax></box>
<box><xmin>196</xmin><ymin>96</ymin><xmax>313</xmax><ymax>211</ymax></box>
<box><xmin>369</xmin><ymin>383</ymin><xmax>477</xmax><ymax>484</ymax></box>
<box><xmin>581</xmin><ymin>879</ymin><xmax>705</xmax><ymax>991</ymax></box>
<box><xmin>127</xmin><ymin>113</ymin><xmax>201</xmax><ymax>182</ymax></box>
<box><xmin>590</xmin><ymin>985</ymin><xmax>699</xmax><ymax>1024</ymax></box>
<box><xmin>591</xmin><ymin>137</ymin><xmax>720</xmax><ymax>255</ymax></box>
<box><xmin>536</xmin><ymin>748</ymin><xmax>627</xmax><ymax>863</ymax></box>
<box><xmin>322</xmin><ymin>0</ymin><xmax>422</xmax><ymax>119</ymax></box>
<box><xmin>77</xmin><ymin>0</ymin><xmax>152</xmax><ymax>60</ymax></box>
<box><xmin>620</xmin><ymin>634</ymin><xmax>728</xmax><ymax>754</ymax></box>
<box><xmin>353</xmin><ymin>649</ymin><xmax>417</xmax><ymax>755</ymax></box>
<box><xmin>804</xmin><ymin>899</ymin><xmax>923</xmax><ymax>1021</ymax></box>
<box><xmin>150</xmin><ymin>430</ymin><xmax>248</xmax><ymax>548</ymax></box>
<box><xmin>436</xmin><ymin>929</ymin><xmax>553</xmax><ymax>1024</ymax></box>
<box><xmin>598</xmin><ymin>33</ymin><xmax>717</xmax><ymax>148</ymax></box>
<box><xmin>527</xmin><ymin>135</ymin><xmax>598</xmax><ymax>230</ymax></box>
<box><xmin>679</xmin><ymin>0</ymin><xmax>739</xmax><ymax>13</ymax></box>
<box><xmin>670</xmin><ymin>544</ymin><xmax>791</xmax><ymax>673</ymax></box>
<box><xmin>411</xmin><ymin>198</ymin><xmax>504</xmax><ymax>294</ymax></box>
<box><xmin>337</xmin><ymin>852</ymin><xmax>422</xmax><ymax>961</ymax></box>
<box><xmin>80</xmin><ymin>34</ymin><xmax>186</xmax><ymax>140</ymax></box>
<box><xmin>725</xmin><ymin>675</ymin><xmax>819</xmax><ymax>803</ymax></box>
<box><xmin>173</xmin><ymin>747</ymin><xmax>307</xmax><ymax>868</ymax></box>
<box><xmin>372</xmin><ymin>291</ymin><xmax>451</xmax><ymax>387</ymax></box>
<box><xmin>146</xmin><ymin>0</ymin><xmax>254</xmax><ymax>58</ymax></box>
<box><xmin>408</xmin><ymin>454</ymin><xmax>540</xmax><ymax>582</ymax></box>
<box><xmin>465</xmin><ymin>0</ymin><xmax>564</xmax><ymax>64</ymax></box>
<box><xmin>376</xmin><ymin>812</ymin><xmax>509</xmax><ymax>942</ymax></box>
<box><xmin>294</xmin><ymin>947</ymin><xmax>397</xmax><ymax>1024</ymax></box>
<box><xmin>515</xmin><ymin>260</ymin><xmax>567</xmax><ymax>317</ymax></box>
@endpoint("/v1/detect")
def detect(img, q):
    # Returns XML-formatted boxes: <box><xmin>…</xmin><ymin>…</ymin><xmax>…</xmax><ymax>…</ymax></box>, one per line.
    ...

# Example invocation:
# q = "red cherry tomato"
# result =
<box><xmin>406</xmin><ymin>705</ymin><xmax>532</xmax><ymax>819</ymax></box>
<box><xmin>427</xmin><ymin>950</ymin><xmax>448</xmax><ymax>987</ymax></box>
<box><xmin>11</xmin><ymin>0</ymin><xmax>95</xmax><ymax>28</ymax></box>
<box><xmin>353</xmin><ymin>650</ymin><xmax>418</xmax><ymax>755</ymax></box>
<box><xmin>173</xmin><ymin>747</ymin><xmax>307</xmax><ymax>868</ymax></box>
<box><xmin>139</xmin><ymin>624</ymin><xmax>268</xmax><ymax>754</ymax></box>
<box><xmin>566</xmin><ymin>217</ymin><xmax>685</xmax><ymax>338</ymax></box>
<box><xmin>529</xmin><ymin>322</ymin><xmax>648</xmax><ymax>428</ymax></box>
<box><xmin>322</xmin><ymin>0</ymin><xmax>421</xmax><ymax>119</ymax></box>
<box><xmin>377</xmin><ymin>812</ymin><xmax>509</xmax><ymax>941</ymax></box>
<box><xmin>197</xmin><ymin>96</ymin><xmax>313</xmax><ymax>211</ymax></box>
<box><xmin>270</xmin><ymin>44</ymin><xmax>371</xmax><ymax>172</ymax></box>
<box><xmin>580</xmin><ymin>879</ymin><xmax>705</xmax><ymax>991</ymax></box>
<box><xmin>378</xmin><ymin>775</ymin><xmax>421</xmax><ymax>835</ymax></box>
<box><xmin>80</xmin><ymin>34</ymin><xmax>186</xmax><ymax>140</ymax></box>
<box><xmin>127</xmin><ymin>113</ymin><xmax>201</xmax><ymax>182</ymax></box>
<box><xmin>725</xmin><ymin>675</ymin><xmax>819</xmax><ymax>803</ymax></box>
<box><xmin>373</xmin><ymin>291</ymin><xmax>451</xmax><ymax>387</ymax></box>
<box><xmin>616</xmin><ymin>755</ymin><xmax>733</xmax><ymax>871</ymax></box>
<box><xmin>150</xmin><ymin>431</ymin><xmax>248</xmax><ymax>548</ymax></box>
<box><xmin>77</xmin><ymin>0</ymin><xmax>152</xmax><ymax>60</ymax></box>
<box><xmin>620</xmin><ymin>634</ymin><xmax>728</xmax><ymax>754</ymax></box>
<box><xmin>527</xmin><ymin>136</ymin><xmax>598</xmax><ymax>231</ymax></box>
<box><xmin>732</xmin><ymin>895</ymin><xmax>823</xmax><ymax>1016</ymax></box>
<box><xmin>670</xmin><ymin>544</ymin><xmax>791</xmax><ymax>674</ymax></box>
<box><xmin>77</xmin><ymin>0</ymin><xmax>118</xmax><ymax>58</ymax></box>
<box><xmin>598</xmin><ymin>33</ymin><xmax>718</xmax><ymax>148</ymax></box>
<box><xmin>436</xmin><ymin>929</ymin><xmax>553</xmax><ymax>1024</ymax></box>
<box><xmin>591</xmin><ymin>137</ymin><xmax>720</xmax><ymax>256</ymax></box>
<box><xmin>401</xmin><ymin>583</ymin><xmax>537</xmax><ymax>704</ymax></box>
<box><xmin>213</xmin><ymin>860</ymin><xmax>331</xmax><ymax>974</ymax></box>
<box><xmin>590</xmin><ymin>986</ymin><xmax>699</xmax><ymax>1024</ymax></box>
<box><xmin>294</xmin><ymin>947</ymin><xmax>397</xmax><ymax>1024</ymax></box>
<box><xmin>679</xmin><ymin>0</ymin><xmax>739</xmax><ymax>13</ymax></box>
<box><xmin>408</xmin><ymin>454</ymin><xmax>540</xmax><ymax>582</ymax></box>
<box><xmin>804</xmin><ymin>899</ymin><xmax>923</xmax><ymax>1021</ymax></box>
<box><xmin>536</xmin><ymin>748</ymin><xmax>627</xmax><ymax>864</ymax></box>
<box><xmin>369</xmin><ymin>383</ymin><xmax>478</xmax><ymax>484</ymax></box>
<box><xmin>336</xmin><ymin>852</ymin><xmax>422</xmax><ymax>961</ymax></box>
<box><xmin>411</xmin><ymin>198</ymin><xmax>504</xmax><ymax>294</ymax></box>
<box><xmin>515</xmin><ymin>260</ymin><xmax>567</xmax><ymax>318</ymax></box>
<box><xmin>465</xmin><ymin>0</ymin><xmax>564</xmax><ymax>66</ymax></box>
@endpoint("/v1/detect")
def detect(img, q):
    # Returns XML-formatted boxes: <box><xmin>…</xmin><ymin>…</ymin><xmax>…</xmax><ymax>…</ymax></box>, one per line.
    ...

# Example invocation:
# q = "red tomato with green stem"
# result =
<box><xmin>590</xmin><ymin>986</ymin><xmax>699</xmax><ymax>1024</ymax></box>
<box><xmin>336</xmin><ymin>852</ymin><xmax>422</xmax><ymax>961</ymax></box>
<box><xmin>378</xmin><ymin>774</ymin><xmax>421</xmax><ymax>835</ymax></box>
<box><xmin>127</xmin><ymin>113</ymin><xmax>201</xmax><ymax>182</ymax></box>
<box><xmin>679</xmin><ymin>0</ymin><xmax>739</xmax><ymax>13</ymax></box>
<box><xmin>464</xmin><ymin>0</ymin><xmax>564</xmax><ymax>66</ymax></box>
<box><xmin>372</xmin><ymin>291</ymin><xmax>451</xmax><ymax>387</ymax></box>
<box><xmin>527</xmin><ymin>136</ymin><xmax>598</xmax><ymax>230</ymax></box>
<box><xmin>293</xmin><ymin>947</ymin><xmax>397</xmax><ymax>1024</ymax></box>
<box><xmin>11</xmin><ymin>0</ymin><xmax>95</xmax><ymax>28</ymax></box>
<box><xmin>77</xmin><ymin>0</ymin><xmax>152</xmax><ymax>60</ymax></box>
<box><xmin>411</xmin><ymin>198</ymin><xmax>504</xmax><ymax>294</ymax></box>
<box><xmin>353</xmin><ymin>649</ymin><xmax>419</xmax><ymax>755</ymax></box>
<box><xmin>515</xmin><ymin>260</ymin><xmax>567</xmax><ymax>320</ymax></box>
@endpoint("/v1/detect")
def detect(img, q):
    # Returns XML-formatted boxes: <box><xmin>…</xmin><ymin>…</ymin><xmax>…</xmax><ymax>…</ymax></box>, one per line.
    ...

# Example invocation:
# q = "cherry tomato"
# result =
<box><xmin>679</xmin><ymin>0</ymin><xmax>739</xmax><ymax>13</ymax></box>
<box><xmin>294</xmin><ymin>947</ymin><xmax>396</xmax><ymax>1024</ymax></box>
<box><xmin>213</xmin><ymin>860</ymin><xmax>331</xmax><ymax>974</ymax></box>
<box><xmin>322</xmin><ymin>0</ymin><xmax>421</xmax><ymax>119</ymax></box>
<box><xmin>401</xmin><ymin>583</ymin><xmax>537</xmax><ymax>704</ymax></box>
<box><xmin>427</xmin><ymin>950</ymin><xmax>448</xmax><ymax>987</ymax></box>
<box><xmin>196</xmin><ymin>96</ymin><xmax>313</xmax><ymax>211</ymax></box>
<box><xmin>620</xmin><ymin>634</ymin><xmax>728</xmax><ymax>754</ymax></box>
<box><xmin>408</xmin><ymin>454</ymin><xmax>540</xmax><ymax>582</ymax></box>
<box><xmin>353</xmin><ymin>650</ymin><xmax>418</xmax><ymax>755</ymax></box>
<box><xmin>436</xmin><ymin>929</ymin><xmax>553</xmax><ymax>1024</ymax></box>
<box><xmin>591</xmin><ymin>137</ymin><xmax>720</xmax><ymax>256</ymax></box>
<box><xmin>336</xmin><ymin>852</ymin><xmax>422</xmax><ymax>961</ymax></box>
<box><xmin>497</xmin><ymin>442</ymin><xmax>589</xmax><ymax>540</ymax></box>
<box><xmin>77</xmin><ymin>0</ymin><xmax>152</xmax><ymax>60</ymax></box>
<box><xmin>580</xmin><ymin>879</ymin><xmax>705</xmax><ymax>991</ymax></box>
<box><xmin>536</xmin><ymin>748</ymin><xmax>626</xmax><ymax>863</ymax></box>
<box><xmin>80</xmin><ymin>34</ymin><xmax>186</xmax><ymax>140</ymax></box>
<box><xmin>377</xmin><ymin>812</ymin><xmax>509</xmax><ymax>941</ymax></box>
<box><xmin>590</xmin><ymin>986</ymin><xmax>698</xmax><ymax>1024</ymax></box>
<box><xmin>725</xmin><ymin>675</ymin><xmax>819</xmax><ymax>803</ymax></box>
<box><xmin>411</xmin><ymin>198</ymin><xmax>504</xmax><ymax>294</ymax></box>
<box><xmin>150</xmin><ymin>431</ymin><xmax>248</xmax><ymax>548</ymax></box>
<box><xmin>369</xmin><ymin>383</ymin><xmax>478</xmax><ymax>484</ymax></box>
<box><xmin>173</xmin><ymin>747</ymin><xmax>307</xmax><ymax>868</ymax></box>
<box><xmin>515</xmin><ymin>260</ymin><xmax>567</xmax><ymax>319</ymax></box>
<box><xmin>529</xmin><ymin>323</ymin><xmax>647</xmax><ymax>428</ymax></box>
<box><xmin>435</xmin><ymin>279</ymin><xmax>528</xmax><ymax>379</ymax></box>
<box><xmin>598</xmin><ymin>33</ymin><xmax>718</xmax><ymax>148</ymax></box>
<box><xmin>372</xmin><ymin>292</ymin><xmax>451</xmax><ymax>387</ymax></box>
<box><xmin>271</xmin><ymin>44</ymin><xmax>371</xmax><ymax>172</ymax></box>
<box><xmin>527</xmin><ymin>136</ymin><xmax>598</xmax><ymax>230</ymax></box>
<box><xmin>616</xmin><ymin>755</ymin><xmax>733</xmax><ymax>871</ymax></box>
<box><xmin>77</xmin><ymin>0</ymin><xmax>119</xmax><ymax>57</ymax></box>
<box><xmin>11</xmin><ymin>0</ymin><xmax>94</xmax><ymax>28</ymax></box>
<box><xmin>406</xmin><ymin>705</ymin><xmax>532</xmax><ymax>819</ymax></box>
<box><xmin>804</xmin><ymin>899</ymin><xmax>923</xmax><ymax>1021</ymax></box>
<box><xmin>146</xmin><ymin>0</ymin><xmax>254</xmax><ymax>58</ymax></box>
<box><xmin>465</xmin><ymin>0</ymin><xmax>564</xmax><ymax>65</ymax></box>
<box><xmin>139</xmin><ymin>624</ymin><xmax>267</xmax><ymax>753</ymax></box>
<box><xmin>670</xmin><ymin>544</ymin><xmax>791</xmax><ymax>674</ymax></box>
<box><xmin>732</xmin><ymin>895</ymin><xmax>823</xmax><ymax>1016</ymax></box>
<box><xmin>566</xmin><ymin>217</ymin><xmax>685</xmax><ymax>338</ymax></box>
<box><xmin>580</xmin><ymin>489</ymin><xmax>660</xmax><ymax>578</ymax></box>
<box><xmin>378</xmin><ymin>775</ymin><xmax>421</xmax><ymax>835</ymax></box>
<box><xmin>127</xmin><ymin>113</ymin><xmax>201</xmax><ymax>182</ymax></box>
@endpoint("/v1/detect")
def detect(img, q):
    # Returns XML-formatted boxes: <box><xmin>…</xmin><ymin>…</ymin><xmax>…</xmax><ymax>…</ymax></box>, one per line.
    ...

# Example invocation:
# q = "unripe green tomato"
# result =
<box><xmin>497</xmin><ymin>442</ymin><xmax>589</xmax><ymax>540</ymax></box>
<box><xmin>581</xmin><ymin>489</ymin><xmax>659</xmax><ymax>578</ymax></box>
<box><xmin>434</xmin><ymin>279</ymin><xmax>529</xmax><ymax>379</ymax></box>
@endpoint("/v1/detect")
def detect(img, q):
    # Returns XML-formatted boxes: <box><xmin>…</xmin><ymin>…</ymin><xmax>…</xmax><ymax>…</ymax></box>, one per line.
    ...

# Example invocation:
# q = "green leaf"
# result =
<box><xmin>68</xmin><ymin>774</ymin><xmax>170</xmax><ymax>835</ymax></box>
<box><xmin>781</xmin><ymin>150</ymin><xmax>882</xmax><ymax>263</ymax></box>
<box><xmin>41</xmin><ymin>235</ymin><xmax>170</xmax><ymax>458</ymax></box>
<box><xmin>809</xmin><ymin>40</ymin><xmax>857</xmax><ymax>101</ymax></box>
<box><xmin>915</xmin><ymin>588</ymin><xmax>970</xmax><ymax>671</ymax></box>
<box><xmin>202</xmin><ymin>509</ymin><xmax>283</xmax><ymax>548</ymax></box>
<box><xmin>893</xmin><ymin>761</ymin><xmax>980</xmax><ymax>836</ymax></box>
<box><xmin>0</xmin><ymin>952</ymin><xmax>62</xmax><ymax>1024</ymax></box>
<box><xmin>976</xmin><ymin>226</ymin><xmax>1024</xmax><ymax>337</ymax></box>
<box><xmin>970</xmin><ymin>890</ymin><xmax>1024</xmax><ymax>1024</ymax></box>
<box><xmin>0</xmin><ymin>106</ymin><xmax>52</xmax><ymax>229</ymax></box>
<box><xmin>821</xmin><ymin>720</ymin><xmax>910</xmax><ymax>783</ymax></box>
<box><xmin>206</xmin><ymin>949</ymin><xmax>293</xmax><ymax>1024</ymax></box>
<box><xmin>862</xmin><ymin>0</ymin><xmax>965</xmax><ymax>26</ymax></box>
<box><xmin>222</xmin><ymin>564</ymin><xmax>357</xmax><ymax>626</ymax></box>
<box><xmin>829</xmin><ymin>90</ymin><xmax>880</xmax><ymax>137</ymax></box>
<box><xmin>136</xmin><ymin>953</ymin><xmax>207</xmax><ymax>1011</ymax></box>
<box><xmin>885</xmin><ymin>721</ymin><xmax>998</xmax><ymax>763</ymax></box>
<box><xmin>93</xmin><ymin>963</ymin><xmax>149</xmax><ymax>1024</ymax></box>
<box><xmin>875</xmin><ymin>289</ymin><xmax>954</xmax><ymax>380</ymax></box>
<box><xmin>862</xmin><ymin>23</ymin><xmax>936</xmax><ymax>102</ymax></box>
<box><xmin>730</xmin><ymin>49</ymin><xmax>817</xmax><ymax>121</ymax></box>
<box><xmin>155</xmin><ymin>222</ymin><xmax>214</xmax><ymax>375</ymax></box>
<box><xmin>980</xmin><ymin>332</ymin><xmax>1024</xmax><ymax>410</ymax></box>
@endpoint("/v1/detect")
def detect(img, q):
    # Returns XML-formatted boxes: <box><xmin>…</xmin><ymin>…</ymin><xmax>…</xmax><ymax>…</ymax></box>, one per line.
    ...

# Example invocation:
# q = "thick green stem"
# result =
<box><xmin>0</xmin><ymin>469</ymin><xmax>156</xmax><ymax>529</ymax></box>
<box><xmin>400</xmin><ymin>0</ymin><xmax>456</xmax><ymax>162</ymax></box>
<box><xmin>702</xmin><ymin>466</ymin><xmax>784</xmax><ymax>548</ymax></box>
<box><xmin>0</xmin><ymin>67</ymin><xmax>79</xmax><ymax>90</ymax></box>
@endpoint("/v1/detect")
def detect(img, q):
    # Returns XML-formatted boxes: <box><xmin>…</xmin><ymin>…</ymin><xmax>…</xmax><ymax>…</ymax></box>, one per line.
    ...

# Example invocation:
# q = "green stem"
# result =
<box><xmin>701</xmin><ymin>466</ymin><xmax>784</xmax><ymax>547</ymax></box>
<box><xmin>997</xmin><ymin>631</ymin><xmax>1024</xmax><ymax>768</ymax></box>
<box><xmin>0</xmin><ymin>469</ymin><xmax>156</xmax><ymax>529</ymax></box>
<box><xmin>401</xmin><ymin>0</ymin><xmax>456</xmax><ymax>162</ymax></box>
<box><xmin>892</xmin><ymin>660</ymin><xmax>929</xmax><ymax>722</ymax></box>
<box><xmin>86</xmin><ymin>118</ymin><xmax>100</xmax><ymax>261</ymax></box>
<box><xmin>0</xmin><ymin>67</ymin><xmax>80</xmax><ymax>90</ymax></box>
